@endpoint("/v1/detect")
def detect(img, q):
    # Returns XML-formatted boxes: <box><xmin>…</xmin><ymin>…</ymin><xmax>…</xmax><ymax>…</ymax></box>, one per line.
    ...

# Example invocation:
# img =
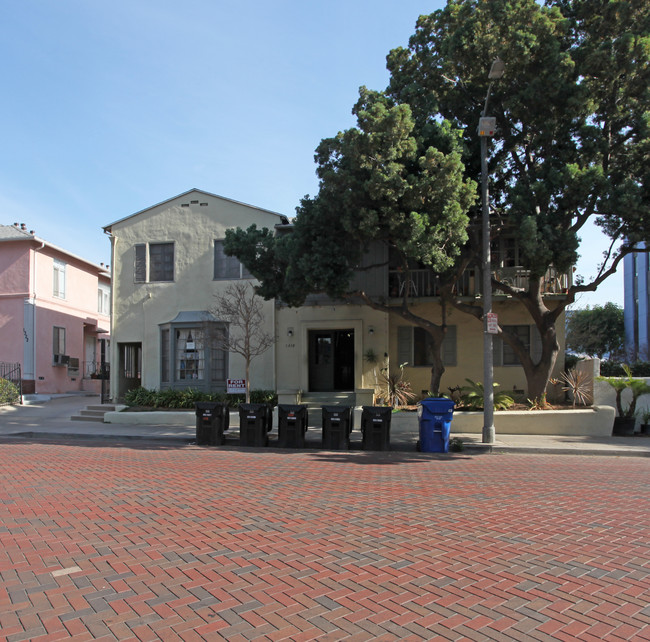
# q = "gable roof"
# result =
<box><xmin>103</xmin><ymin>188</ymin><xmax>290</xmax><ymax>232</ymax></box>
<box><xmin>0</xmin><ymin>224</ymin><xmax>110</xmax><ymax>276</ymax></box>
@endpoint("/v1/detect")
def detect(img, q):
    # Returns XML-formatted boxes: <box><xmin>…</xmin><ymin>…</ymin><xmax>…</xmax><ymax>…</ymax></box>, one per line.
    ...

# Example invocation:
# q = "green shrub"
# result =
<box><xmin>459</xmin><ymin>379</ymin><xmax>515</xmax><ymax>411</ymax></box>
<box><xmin>123</xmin><ymin>386</ymin><xmax>277</xmax><ymax>409</ymax></box>
<box><xmin>0</xmin><ymin>378</ymin><xmax>20</xmax><ymax>405</ymax></box>
<box><xmin>600</xmin><ymin>361</ymin><xmax>650</xmax><ymax>377</ymax></box>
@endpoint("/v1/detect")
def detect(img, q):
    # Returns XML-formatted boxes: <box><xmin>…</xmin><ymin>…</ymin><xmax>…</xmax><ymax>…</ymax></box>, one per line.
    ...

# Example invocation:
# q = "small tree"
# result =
<box><xmin>209</xmin><ymin>283</ymin><xmax>275</xmax><ymax>403</ymax></box>
<box><xmin>565</xmin><ymin>303</ymin><xmax>625</xmax><ymax>360</ymax></box>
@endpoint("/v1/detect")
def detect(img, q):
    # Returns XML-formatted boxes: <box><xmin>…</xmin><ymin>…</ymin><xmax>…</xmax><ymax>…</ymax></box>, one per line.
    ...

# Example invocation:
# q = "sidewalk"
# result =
<box><xmin>1</xmin><ymin>393</ymin><xmax>649</xmax><ymax>457</ymax></box>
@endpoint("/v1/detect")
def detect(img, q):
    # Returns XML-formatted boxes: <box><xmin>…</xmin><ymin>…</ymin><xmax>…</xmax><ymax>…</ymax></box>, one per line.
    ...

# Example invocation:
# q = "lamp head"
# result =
<box><xmin>488</xmin><ymin>57</ymin><xmax>505</xmax><ymax>80</ymax></box>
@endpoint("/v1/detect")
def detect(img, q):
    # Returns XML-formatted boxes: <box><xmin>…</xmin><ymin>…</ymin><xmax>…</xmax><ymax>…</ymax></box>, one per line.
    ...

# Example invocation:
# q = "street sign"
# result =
<box><xmin>486</xmin><ymin>312</ymin><xmax>499</xmax><ymax>334</ymax></box>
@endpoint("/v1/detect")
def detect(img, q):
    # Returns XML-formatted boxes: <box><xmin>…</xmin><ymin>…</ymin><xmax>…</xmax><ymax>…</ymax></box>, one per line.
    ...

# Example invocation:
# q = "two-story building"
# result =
<box><xmin>105</xmin><ymin>189</ymin><xmax>568</xmax><ymax>405</ymax></box>
<box><xmin>103</xmin><ymin>189</ymin><xmax>287</xmax><ymax>401</ymax></box>
<box><xmin>0</xmin><ymin>223</ymin><xmax>110</xmax><ymax>395</ymax></box>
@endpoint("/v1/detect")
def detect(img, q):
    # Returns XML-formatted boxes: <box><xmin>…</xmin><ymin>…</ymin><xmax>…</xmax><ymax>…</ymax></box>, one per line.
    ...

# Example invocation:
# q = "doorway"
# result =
<box><xmin>308</xmin><ymin>329</ymin><xmax>354</xmax><ymax>391</ymax></box>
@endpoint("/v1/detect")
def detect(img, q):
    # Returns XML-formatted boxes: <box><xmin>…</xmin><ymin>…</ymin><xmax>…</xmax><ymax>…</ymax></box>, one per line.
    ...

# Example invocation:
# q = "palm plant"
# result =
<box><xmin>459</xmin><ymin>379</ymin><xmax>514</xmax><ymax>411</ymax></box>
<box><xmin>597</xmin><ymin>365</ymin><xmax>650</xmax><ymax>418</ymax></box>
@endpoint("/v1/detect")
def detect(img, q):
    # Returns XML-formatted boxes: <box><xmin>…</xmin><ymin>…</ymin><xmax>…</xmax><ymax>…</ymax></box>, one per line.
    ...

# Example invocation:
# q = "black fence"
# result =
<box><xmin>0</xmin><ymin>362</ymin><xmax>22</xmax><ymax>406</ymax></box>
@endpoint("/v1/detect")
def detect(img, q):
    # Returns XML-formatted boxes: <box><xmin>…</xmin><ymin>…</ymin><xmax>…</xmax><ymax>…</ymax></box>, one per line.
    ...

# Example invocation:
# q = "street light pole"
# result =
<box><xmin>480</xmin><ymin>134</ymin><xmax>495</xmax><ymax>443</ymax></box>
<box><xmin>479</xmin><ymin>57</ymin><xmax>504</xmax><ymax>445</ymax></box>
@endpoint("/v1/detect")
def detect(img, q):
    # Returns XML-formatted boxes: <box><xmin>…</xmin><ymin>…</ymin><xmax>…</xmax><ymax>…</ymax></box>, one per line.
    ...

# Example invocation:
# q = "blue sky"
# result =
<box><xmin>1</xmin><ymin>0</ymin><xmax>622</xmax><ymax>307</ymax></box>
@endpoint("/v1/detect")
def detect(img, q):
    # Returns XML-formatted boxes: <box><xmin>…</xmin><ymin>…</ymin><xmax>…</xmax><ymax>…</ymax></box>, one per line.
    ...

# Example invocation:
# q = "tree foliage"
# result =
<box><xmin>565</xmin><ymin>303</ymin><xmax>625</xmax><ymax>359</ymax></box>
<box><xmin>226</xmin><ymin>90</ymin><xmax>477</xmax><ymax>394</ymax></box>
<box><xmin>227</xmin><ymin>0</ymin><xmax>650</xmax><ymax>398</ymax></box>
<box><xmin>386</xmin><ymin>0</ymin><xmax>650</xmax><ymax>397</ymax></box>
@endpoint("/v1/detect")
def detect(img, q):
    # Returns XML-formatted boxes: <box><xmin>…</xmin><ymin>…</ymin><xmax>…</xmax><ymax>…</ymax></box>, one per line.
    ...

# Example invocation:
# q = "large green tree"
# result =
<box><xmin>226</xmin><ymin>88</ymin><xmax>476</xmax><ymax>394</ymax></box>
<box><xmin>228</xmin><ymin>0</ymin><xmax>650</xmax><ymax>399</ymax></box>
<box><xmin>565</xmin><ymin>303</ymin><xmax>625</xmax><ymax>360</ymax></box>
<box><xmin>387</xmin><ymin>0</ymin><xmax>650</xmax><ymax>398</ymax></box>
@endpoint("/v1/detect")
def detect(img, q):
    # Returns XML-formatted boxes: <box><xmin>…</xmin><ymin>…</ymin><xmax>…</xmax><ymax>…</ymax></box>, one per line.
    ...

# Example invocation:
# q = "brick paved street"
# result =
<box><xmin>1</xmin><ymin>440</ymin><xmax>649</xmax><ymax>641</ymax></box>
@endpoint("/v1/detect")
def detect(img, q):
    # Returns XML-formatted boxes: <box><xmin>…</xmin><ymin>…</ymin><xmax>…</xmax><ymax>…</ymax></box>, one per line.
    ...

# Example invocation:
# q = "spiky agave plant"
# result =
<box><xmin>559</xmin><ymin>368</ymin><xmax>592</xmax><ymax>408</ymax></box>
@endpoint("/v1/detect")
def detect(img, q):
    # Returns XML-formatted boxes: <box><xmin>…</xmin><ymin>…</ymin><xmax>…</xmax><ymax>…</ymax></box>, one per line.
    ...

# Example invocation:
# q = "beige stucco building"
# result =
<box><xmin>103</xmin><ymin>189</ymin><xmax>287</xmax><ymax>401</ymax></box>
<box><xmin>105</xmin><ymin>189</ymin><xmax>567</xmax><ymax>404</ymax></box>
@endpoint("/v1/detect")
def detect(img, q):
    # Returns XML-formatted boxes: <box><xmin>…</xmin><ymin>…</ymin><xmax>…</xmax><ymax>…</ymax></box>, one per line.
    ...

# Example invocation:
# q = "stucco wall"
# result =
<box><xmin>275</xmin><ymin>303</ymin><xmax>388</xmax><ymax>395</ymax></box>
<box><xmin>0</xmin><ymin>239</ymin><xmax>109</xmax><ymax>393</ymax></box>
<box><xmin>108</xmin><ymin>191</ymin><xmax>282</xmax><ymax>397</ymax></box>
<box><xmin>389</xmin><ymin>298</ymin><xmax>566</xmax><ymax>399</ymax></box>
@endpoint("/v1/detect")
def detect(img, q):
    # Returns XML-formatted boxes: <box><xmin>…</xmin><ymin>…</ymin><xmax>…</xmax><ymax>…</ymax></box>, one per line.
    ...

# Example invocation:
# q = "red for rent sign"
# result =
<box><xmin>227</xmin><ymin>379</ymin><xmax>246</xmax><ymax>394</ymax></box>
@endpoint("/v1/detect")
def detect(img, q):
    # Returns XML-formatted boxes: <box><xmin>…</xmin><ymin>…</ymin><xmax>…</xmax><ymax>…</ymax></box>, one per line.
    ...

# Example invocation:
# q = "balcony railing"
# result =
<box><xmin>388</xmin><ymin>265</ymin><xmax>570</xmax><ymax>299</ymax></box>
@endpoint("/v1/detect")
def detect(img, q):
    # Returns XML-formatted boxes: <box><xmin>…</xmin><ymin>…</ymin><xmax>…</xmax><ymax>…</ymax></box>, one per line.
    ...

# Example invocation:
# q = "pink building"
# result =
<box><xmin>0</xmin><ymin>223</ymin><xmax>110</xmax><ymax>395</ymax></box>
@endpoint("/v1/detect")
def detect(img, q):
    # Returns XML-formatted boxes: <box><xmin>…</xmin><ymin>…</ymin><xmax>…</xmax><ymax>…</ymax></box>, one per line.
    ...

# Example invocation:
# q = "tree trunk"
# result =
<box><xmin>245</xmin><ymin>358</ymin><xmax>251</xmax><ymax>404</ymax></box>
<box><xmin>428</xmin><ymin>343</ymin><xmax>445</xmax><ymax>397</ymax></box>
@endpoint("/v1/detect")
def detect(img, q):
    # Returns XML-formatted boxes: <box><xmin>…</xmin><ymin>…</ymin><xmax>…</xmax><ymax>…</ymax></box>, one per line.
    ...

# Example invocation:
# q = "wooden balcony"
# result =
<box><xmin>388</xmin><ymin>265</ymin><xmax>570</xmax><ymax>299</ymax></box>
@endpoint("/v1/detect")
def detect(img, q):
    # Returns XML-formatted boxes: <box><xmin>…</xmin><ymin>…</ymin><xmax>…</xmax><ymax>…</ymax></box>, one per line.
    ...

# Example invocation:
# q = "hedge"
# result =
<box><xmin>124</xmin><ymin>387</ymin><xmax>277</xmax><ymax>409</ymax></box>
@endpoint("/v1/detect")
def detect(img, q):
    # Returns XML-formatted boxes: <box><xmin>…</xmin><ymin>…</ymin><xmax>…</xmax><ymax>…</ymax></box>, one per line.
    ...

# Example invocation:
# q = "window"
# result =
<box><xmin>53</xmin><ymin>260</ymin><xmax>66</xmax><ymax>298</ymax></box>
<box><xmin>214</xmin><ymin>240</ymin><xmax>252</xmax><ymax>279</ymax></box>
<box><xmin>397</xmin><ymin>326</ymin><xmax>457</xmax><ymax>367</ymax></box>
<box><xmin>176</xmin><ymin>328</ymin><xmax>204</xmax><ymax>380</ymax></box>
<box><xmin>134</xmin><ymin>243</ymin><xmax>174</xmax><ymax>283</ymax></box>
<box><xmin>98</xmin><ymin>284</ymin><xmax>111</xmax><ymax>315</ymax></box>
<box><xmin>159</xmin><ymin>319</ymin><xmax>228</xmax><ymax>390</ymax></box>
<box><xmin>161</xmin><ymin>329</ymin><xmax>170</xmax><ymax>383</ymax></box>
<box><xmin>491</xmin><ymin>237</ymin><xmax>520</xmax><ymax>268</ymax></box>
<box><xmin>493</xmin><ymin>325</ymin><xmax>542</xmax><ymax>366</ymax></box>
<box><xmin>53</xmin><ymin>326</ymin><xmax>66</xmax><ymax>356</ymax></box>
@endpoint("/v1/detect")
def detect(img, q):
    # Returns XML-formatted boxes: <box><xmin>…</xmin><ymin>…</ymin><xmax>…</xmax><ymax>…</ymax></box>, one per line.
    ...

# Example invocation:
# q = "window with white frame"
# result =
<box><xmin>134</xmin><ymin>242</ymin><xmax>174</xmax><ymax>283</ymax></box>
<box><xmin>53</xmin><ymin>260</ymin><xmax>66</xmax><ymax>298</ymax></box>
<box><xmin>397</xmin><ymin>325</ymin><xmax>457</xmax><ymax>367</ymax></box>
<box><xmin>98</xmin><ymin>284</ymin><xmax>111</xmax><ymax>315</ymax></box>
<box><xmin>214</xmin><ymin>240</ymin><xmax>252</xmax><ymax>279</ymax></box>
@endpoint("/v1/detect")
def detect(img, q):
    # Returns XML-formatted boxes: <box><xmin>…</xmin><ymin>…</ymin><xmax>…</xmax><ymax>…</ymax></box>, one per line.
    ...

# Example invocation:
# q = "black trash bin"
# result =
<box><xmin>321</xmin><ymin>406</ymin><xmax>353</xmax><ymax>450</ymax></box>
<box><xmin>417</xmin><ymin>398</ymin><xmax>455</xmax><ymax>453</ymax></box>
<box><xmin>239</xmin><ymin>403</ymin><xmax>272</xmax><ymax>447</ymax></box>
<box><xmin>277</xmin><ymin>404</ymin><xmax>308</xmax><ymax>448</ymax></box>
<box><xmin>361</xmin><ymin>406</ymin><xmax>392</xmax><ymax>451</ymax></box>
<box><xmin>195</xmin><ymin>402</ymin><xmax>229</xmax><ymax>446</ymax></box>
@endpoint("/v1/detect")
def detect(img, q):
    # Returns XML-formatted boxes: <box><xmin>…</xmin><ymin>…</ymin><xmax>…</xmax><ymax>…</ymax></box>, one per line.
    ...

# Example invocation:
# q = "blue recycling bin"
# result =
<box><xmin>417</xmin><ymin>398</ymin><xmax>455</xmax><ymax>453</ymax></box>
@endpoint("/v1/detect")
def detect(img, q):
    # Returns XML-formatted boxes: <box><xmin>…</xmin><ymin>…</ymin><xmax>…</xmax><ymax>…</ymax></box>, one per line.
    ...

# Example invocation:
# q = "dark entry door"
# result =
<box><xmin>308</xmin><ymin>329</ymin><xmax>354</xmax><ymax>391</ymax></box>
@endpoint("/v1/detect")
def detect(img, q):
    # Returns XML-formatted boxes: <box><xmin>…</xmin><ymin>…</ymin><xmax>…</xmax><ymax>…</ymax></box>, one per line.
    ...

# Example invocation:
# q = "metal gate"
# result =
<box><xmin>0</xmin><ymin>362</ymin><xmax>22</xmax><ymax>406</ymax></box>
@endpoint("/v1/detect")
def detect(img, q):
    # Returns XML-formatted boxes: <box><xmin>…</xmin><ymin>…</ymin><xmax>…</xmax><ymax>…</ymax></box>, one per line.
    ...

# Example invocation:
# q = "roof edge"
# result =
<box><xmin>103</xmin><ymin>188</ymin><xmax>289</xmax><ymax>231</ymax></box>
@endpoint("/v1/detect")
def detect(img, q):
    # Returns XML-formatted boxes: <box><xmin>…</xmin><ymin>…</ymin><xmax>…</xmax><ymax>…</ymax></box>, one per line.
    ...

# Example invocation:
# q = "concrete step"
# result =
<box><xmin>70</xmin><ymin>404</ymin><xmax>116</xmax><ymax>423</ymax></box>
<box><xmin>71</xmin><ymin>414</ymin><xmax>106</xmax><ymax>423</ymax></box>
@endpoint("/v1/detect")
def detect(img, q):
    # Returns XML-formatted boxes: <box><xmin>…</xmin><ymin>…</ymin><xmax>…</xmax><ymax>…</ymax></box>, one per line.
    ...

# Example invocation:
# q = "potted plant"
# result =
<box><xmin>640</xmin><ymin>409</ymin><xmax>650</xmax><ymax>436</ymax></box>
<box><xmin>597</xmin><ymin>365</ymin><xmax>650</xmax><ymax>435</ymax></box>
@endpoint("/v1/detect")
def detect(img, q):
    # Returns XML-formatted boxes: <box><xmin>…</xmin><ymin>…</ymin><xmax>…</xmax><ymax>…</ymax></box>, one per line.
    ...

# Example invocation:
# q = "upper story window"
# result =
<box><xmin>134</xmin><ymin>242</ymin><xmax>174</xmax><ymax>283</ymax></box>
<box><xmin>53</xmin><ymin>260</ymin><xmax>66</xmax><ymax>298</ymax></box>
<box><xmin>214</xmin><ymin>240</ymin><xmax>252</xmax><ymax>280</ymax></box>
<box><xmin>98</xmin><ymin>283</ymin><xmax>111</xmax><ymax>315</ymax></box>
<box><xmin>491</xmin><ymin>237</ymin><xmax>520</xmax><ymax>268</ymax></box>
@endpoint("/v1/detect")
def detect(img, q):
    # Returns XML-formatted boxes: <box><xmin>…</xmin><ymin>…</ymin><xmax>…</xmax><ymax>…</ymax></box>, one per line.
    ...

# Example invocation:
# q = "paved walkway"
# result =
<box><xmin>1</xmin><ymin>439</ymin><xmax>649</xmax><ymax>640</ymax></box>
<box><xmin>1</xmin><ymin>394</ymin><xmax>649</xmax><ymax>458</ymax></box>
